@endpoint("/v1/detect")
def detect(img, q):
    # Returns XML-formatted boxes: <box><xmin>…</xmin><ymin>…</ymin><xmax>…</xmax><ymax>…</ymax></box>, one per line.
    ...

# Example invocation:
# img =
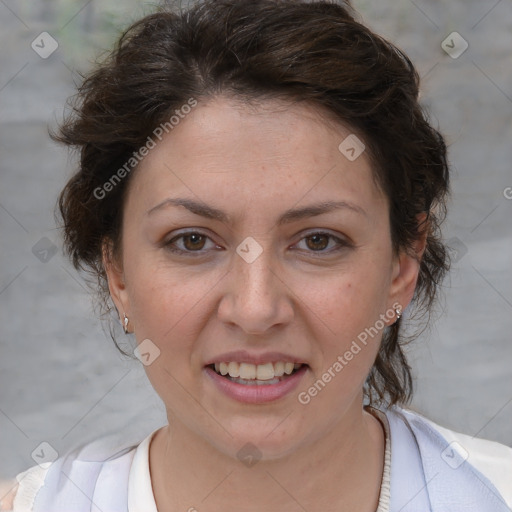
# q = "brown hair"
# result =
<box><xmin>53</xmin><ymin>0</ymin><xmax>450</xmax><ymax>407</ymax></box>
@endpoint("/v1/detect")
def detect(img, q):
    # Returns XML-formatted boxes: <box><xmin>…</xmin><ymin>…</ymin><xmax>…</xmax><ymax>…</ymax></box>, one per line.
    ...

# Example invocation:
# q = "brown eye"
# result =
<box><xmin>182</xmin><ymin>233</ymin><xmax>207</xmax><ymax>251</ymax></box>
<box><xmin>305</xmin><ymin>233</ymin><xmax>329</xmax><ymax>251</ymax></box>
<box><xmin>165</xmin><ymin>231</ymin><xmax>217</xmax><ymax>255</ymax></box>
<box><xmin>293</xmin><ymin>231</ymin><xmax>351</xmax><ymax>255</ymax></box>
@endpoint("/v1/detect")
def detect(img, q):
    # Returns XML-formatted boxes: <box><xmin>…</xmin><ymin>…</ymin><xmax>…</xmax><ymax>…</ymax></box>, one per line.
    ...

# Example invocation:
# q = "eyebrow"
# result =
<box><xmin>146</xmin><ymin>197</ymin><xmax>367</xmax><ymax>225</ymax></box>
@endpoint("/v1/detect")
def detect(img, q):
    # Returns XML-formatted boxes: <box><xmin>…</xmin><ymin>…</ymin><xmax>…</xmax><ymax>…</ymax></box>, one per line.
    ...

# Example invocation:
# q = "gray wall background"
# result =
<box><xmin>1</xmin><ymin>0</ymin><xmax>511</xmax><ymax>480</ymax></box>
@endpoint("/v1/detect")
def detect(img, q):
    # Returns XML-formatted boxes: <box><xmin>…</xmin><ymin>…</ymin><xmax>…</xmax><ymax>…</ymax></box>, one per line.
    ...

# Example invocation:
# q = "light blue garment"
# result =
<box><xmin>32</xmin><ymin>445</ymin><xmax>134</xmax><ymax>512</ymax></box>
<box><xmin>393</xmin><ymin>408</ymin><xmax>511</xmax><ymax>511</ymax></box>
<box><xmin>388</xmin><ymin>408</ymin><xmax>511</xmax><ymax>511</ymax></box>
<box><xmin>26</xmin><ymin>407</ymin><xmax>510</xmax><ymax>512</ymax></box>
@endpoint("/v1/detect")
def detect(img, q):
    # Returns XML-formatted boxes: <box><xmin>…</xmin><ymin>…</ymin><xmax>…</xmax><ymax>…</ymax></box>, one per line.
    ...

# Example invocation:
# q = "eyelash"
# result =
<box><xmin>164</xmin><ymin>230</ymin><xmax>351</xmax><ymax>256</ymax></box>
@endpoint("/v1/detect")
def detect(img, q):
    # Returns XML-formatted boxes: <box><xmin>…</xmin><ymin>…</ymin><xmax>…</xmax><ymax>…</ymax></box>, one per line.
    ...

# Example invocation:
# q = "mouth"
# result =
<box><xmin>204</xmin><ymin>360</ymin><xmax>309</xmax><ymax>403</ymax></box>
<box><xmin>207</xmin><ymin>361</ymin><xmax>306</xmax><ymax>385</ymax></box>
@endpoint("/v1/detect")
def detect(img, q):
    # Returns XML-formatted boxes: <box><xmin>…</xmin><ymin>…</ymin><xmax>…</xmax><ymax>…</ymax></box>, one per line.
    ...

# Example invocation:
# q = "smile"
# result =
<box><xmin>211</xmin><ymin>361</ymin><xmax>303</xmax><ymax>384</ymax></box>
<box><xmin>204</xmin><ymin>361</ymin><xmax>308</xmax><ymax>403</ymax></box>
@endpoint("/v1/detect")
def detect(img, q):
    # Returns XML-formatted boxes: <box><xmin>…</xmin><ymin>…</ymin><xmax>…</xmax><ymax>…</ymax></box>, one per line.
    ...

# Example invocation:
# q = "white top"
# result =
<box><xmin>2</xmin><ymin>407</ymin><xmax>511</xmax><ymax>512</ymax></box>
<box><xmin>370</xmin><ymin>407</ymin><xmax>392</xmax><ymax>512</ymax></box>
<box><xmin>127</xmin><ymin>429</ymin><xmax>158</xmax><ymax>512</ymax></box>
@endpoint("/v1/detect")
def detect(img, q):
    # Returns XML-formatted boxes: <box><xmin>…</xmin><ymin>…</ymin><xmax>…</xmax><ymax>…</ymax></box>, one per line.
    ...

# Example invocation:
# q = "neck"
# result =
<box><xmin>149</xmin><ymin>401</ymin><xmax>385</xmax><ymax>512</ymax></box>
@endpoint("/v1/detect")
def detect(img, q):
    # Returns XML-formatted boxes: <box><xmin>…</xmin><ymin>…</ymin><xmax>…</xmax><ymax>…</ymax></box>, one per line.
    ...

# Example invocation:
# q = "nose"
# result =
<box><xmin>217</xmin><ymin>245</ymin><xmax>294</xmax><ymax>335</ymax></box>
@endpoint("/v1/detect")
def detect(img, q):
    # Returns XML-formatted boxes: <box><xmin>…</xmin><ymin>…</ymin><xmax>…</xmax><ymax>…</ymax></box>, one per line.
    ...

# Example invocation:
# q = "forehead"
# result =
<box><xmin>126</xmin><ymin>96</ymin><xmax>386</xmax><ymax>221</ymax></box>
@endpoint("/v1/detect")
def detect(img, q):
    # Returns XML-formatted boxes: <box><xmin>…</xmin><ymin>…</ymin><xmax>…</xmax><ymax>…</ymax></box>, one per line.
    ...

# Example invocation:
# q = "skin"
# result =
<box><xmin>104</xmin><ymin>96</ymin><xmax>426</xmax><ymax>512</ymax></box>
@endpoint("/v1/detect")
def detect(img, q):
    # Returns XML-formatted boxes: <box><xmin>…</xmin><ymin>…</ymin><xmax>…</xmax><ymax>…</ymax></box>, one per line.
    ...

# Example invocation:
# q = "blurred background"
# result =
<box><xmin>1</xmin><ymin>0</ymin><xmax>511</xmax><ymax>480</ymax></box>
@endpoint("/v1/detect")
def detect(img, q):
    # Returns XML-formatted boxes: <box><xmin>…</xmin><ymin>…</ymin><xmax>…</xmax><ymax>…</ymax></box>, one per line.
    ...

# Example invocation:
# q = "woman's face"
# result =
<box><xmin>106</xmin><ymin>96</ymin><xmax>420</xmax><ymax>459</ymax></box>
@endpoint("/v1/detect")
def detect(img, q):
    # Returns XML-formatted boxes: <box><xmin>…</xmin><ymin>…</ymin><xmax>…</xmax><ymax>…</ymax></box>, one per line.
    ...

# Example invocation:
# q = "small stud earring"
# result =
<box><xmin>123</xmin><ymin>314</ymin><xmax>129</xmax><ymax>334</ymax></box>
<box><xmin>394</xmin><ymin>306</ymin><xmax>402</xmax><ymax>323</ymax></box>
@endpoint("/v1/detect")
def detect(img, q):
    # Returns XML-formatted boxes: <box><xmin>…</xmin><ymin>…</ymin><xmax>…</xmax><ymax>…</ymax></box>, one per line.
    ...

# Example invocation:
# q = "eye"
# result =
<box><xmin>293</xmin><ymin>231</ymin><xmax>350</xmax><ymax>254</ymax></box>
<box><xmin>164</xmin><ymin>230</ymin><xmax>351</xmax><ymax>257</ymax></box>
<box><xmin>165</xmin><ymin>231</ymin><xmax>219</xmax><ymax>255</ymax></box>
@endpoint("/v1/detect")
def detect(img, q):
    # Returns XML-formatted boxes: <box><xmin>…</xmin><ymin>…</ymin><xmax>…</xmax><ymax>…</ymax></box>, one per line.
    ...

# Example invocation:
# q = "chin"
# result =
<box><xmin>207</xmin><ymin>416</ymin><xmax>313</xmax><ymax>463</ymax></box>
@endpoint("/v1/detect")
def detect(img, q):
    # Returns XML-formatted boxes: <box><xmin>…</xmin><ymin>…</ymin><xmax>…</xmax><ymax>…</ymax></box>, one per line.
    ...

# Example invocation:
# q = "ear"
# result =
<box><xmin>388</xmin><ymin>213</ymin><xmax>428</xmax><ymax>312</ymax></box>
<box><xmin>102</xmin><ymin>238</ymin><xmax>131</xmax><ymax>325</ymax></box>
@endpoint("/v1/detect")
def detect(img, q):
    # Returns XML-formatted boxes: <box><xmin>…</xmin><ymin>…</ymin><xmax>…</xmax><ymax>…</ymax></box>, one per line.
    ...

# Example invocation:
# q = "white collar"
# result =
<box><xmin>127</xmin><ymin>427</ymin><xmax>161</xmax><ymax>512</ymax></box>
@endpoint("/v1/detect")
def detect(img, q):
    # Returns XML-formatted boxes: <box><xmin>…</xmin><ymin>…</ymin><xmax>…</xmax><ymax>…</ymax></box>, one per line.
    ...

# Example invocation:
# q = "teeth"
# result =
<box><xmin>284</xmin><ymin>362</ymin><xmax>294</xmax><ymax>375</ymax></box>
<box><xmin>256</xmin><ymin>362</ymin><xmax>274</xmax><ymax>380</ymax></box>
<box><xmin>212</xmin><ymin>361</ymin><xmax>303</xmax><ymax>380</ymax></box>
<box><xmin>239</xmin><ymin>363</ymin><xmax>256</xmax><ymax>379</ymax></box>
<box><xmin>219</xmin><ymin>362</ymin><xmax>229</xmax><ymax>376</ymax></box>
<box><xmin>274</xmin><ymin>361</ymin><xmax>285</xmax><ymax>377</ymax></box>
<box><xmin>227</xmin><ymin>361</ymin><xmax>240</xmax><ymax>378</ymax></box>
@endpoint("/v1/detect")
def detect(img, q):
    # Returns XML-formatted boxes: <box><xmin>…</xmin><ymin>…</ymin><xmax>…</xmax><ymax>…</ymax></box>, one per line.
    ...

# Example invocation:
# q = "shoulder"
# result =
<box><xmin>1</xmin><ymin>430</ymin><xmax>151</xmax><ymax>512</ymax></box>
<box><xmin>395</xmin><ymin>407</ymin><xmax>512</xmax><ymax>470</ymax></box>
<box><xmin>0</xmin><ymin>479</ymin><xmax>18</xmax><ymax>511</ymax></box>
<box><xmin>390</xmin><ymin>406</ymin><xmax>512</xmax><ymax>508</ymax></box>
<box><xmin>0</xmin><ymin>465</ymin><xmax>49</xmax><ymax>512</ymax></box>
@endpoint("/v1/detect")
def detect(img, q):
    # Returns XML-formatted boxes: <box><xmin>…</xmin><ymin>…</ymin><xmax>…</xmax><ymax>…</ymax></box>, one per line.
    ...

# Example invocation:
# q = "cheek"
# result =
<box><xmin>300</xmin><ymin>257</ymin><xmax>391</xmax><ymax>388</ymax></box>
<box><xmin>125</xmin><ymin>265</ymin><xmax>213</xmax><ymax>404</ymax></box>
<box><xmin>307</xmin><ymin>266</ymin><xmax>390</xmax><ymax>340</ymax></box>
<box><xmin>298</xmin><ymin>278</ymin><xmax>385</xmax><ymax>413</ymax></box>
<box><xmin>125</xmin><ymin>257</ymin><xmax>212</xmax><ymax>352</ymax></box>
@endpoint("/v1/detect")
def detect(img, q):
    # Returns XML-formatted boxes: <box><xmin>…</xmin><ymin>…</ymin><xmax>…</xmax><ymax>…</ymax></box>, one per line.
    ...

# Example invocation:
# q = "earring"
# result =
<box><xmin>394</xmin><ymin>306</ymin><xmax>402</xmax><ymax>323</ymax></box>
<box><xmin>123</xmin><ymin>314</ymin><xmax>129</xmax><ymax>334</ymax></box>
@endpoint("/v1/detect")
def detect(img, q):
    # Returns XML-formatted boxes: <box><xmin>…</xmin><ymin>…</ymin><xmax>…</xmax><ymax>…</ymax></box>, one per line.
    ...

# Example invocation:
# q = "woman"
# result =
<box><xmin>2</xmin><ymin>0</ymin><xmax>511</xmax><ymax>510</ymax></box>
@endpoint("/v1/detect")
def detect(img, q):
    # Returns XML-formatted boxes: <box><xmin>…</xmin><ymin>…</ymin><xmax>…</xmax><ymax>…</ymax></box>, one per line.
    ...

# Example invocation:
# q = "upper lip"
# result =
<box><xmin>204</xmin><ymin>350</ymin><xmax>308</xmax><ymax>366</ymax></box>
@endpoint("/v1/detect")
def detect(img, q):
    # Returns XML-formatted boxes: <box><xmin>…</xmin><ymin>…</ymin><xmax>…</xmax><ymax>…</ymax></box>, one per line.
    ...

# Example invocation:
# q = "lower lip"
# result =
<box><xmin>204</xmin><ymin>365</ymin><xmax>308</xmax><ymax>404</ymax></box>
